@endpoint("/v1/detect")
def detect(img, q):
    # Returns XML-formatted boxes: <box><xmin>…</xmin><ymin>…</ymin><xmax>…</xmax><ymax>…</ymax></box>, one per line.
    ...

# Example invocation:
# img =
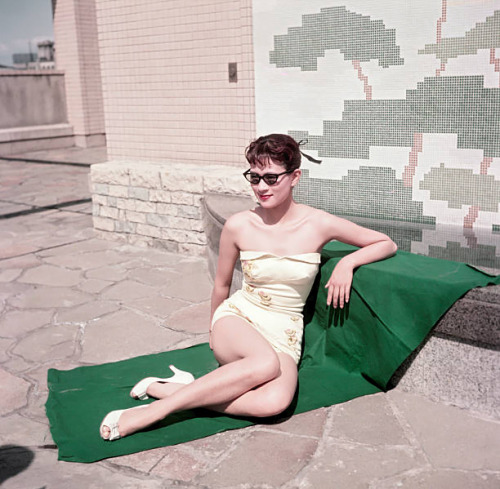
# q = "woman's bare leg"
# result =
<box><xmin>147</xmin><ymin>352</ymin><xmax>297</xmax><ymax>417</ymax></box>
<box><xmin>101</xmin><ymin>317</ymin><xmax>295</xmax><ymax>439</ymax></box>
<box><xmin>207</xmin><ymin>352</ymin><xmax>297</xmax><ymax>416</ymax></box>
<box><xmin>145</xmin><ymin>382</ymin><xmax>185</xmax><ymax>398</ymax></box>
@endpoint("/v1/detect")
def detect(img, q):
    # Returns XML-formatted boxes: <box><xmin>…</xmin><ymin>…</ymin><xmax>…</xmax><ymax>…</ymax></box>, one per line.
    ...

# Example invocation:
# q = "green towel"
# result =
<box><xmin>45</xmin><ymin>243</ymin><xmax>500</xmax><ymax>462</ymax></box>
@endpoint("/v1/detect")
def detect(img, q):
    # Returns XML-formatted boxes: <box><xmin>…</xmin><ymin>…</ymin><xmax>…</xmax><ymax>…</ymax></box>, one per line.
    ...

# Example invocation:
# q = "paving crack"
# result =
<box><xmin>0</xmin><ymin>199</ymin><xmax>92</xmax><ymax>219</ymax></box>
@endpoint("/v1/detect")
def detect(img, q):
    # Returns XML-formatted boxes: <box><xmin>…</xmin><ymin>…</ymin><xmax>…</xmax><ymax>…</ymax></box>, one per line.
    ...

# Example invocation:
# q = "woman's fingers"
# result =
<box><xmin>325</xmin><ymin>262</ymin><xmax>354</xmax><ymax>309</ymax></box>
<box><xmin>325</xmin><ymin>282</ymin><xmax>350</xmax><ymax>309</ymax></box>
<box><xmin>334</xmin><ymin>286</ymin><xmax>341</xmax><ymax>308</ymax></box>
<box><xmin>326</xmin><ymin>281</ymin><xmax>334</xmax><ymax>306</ymax></box>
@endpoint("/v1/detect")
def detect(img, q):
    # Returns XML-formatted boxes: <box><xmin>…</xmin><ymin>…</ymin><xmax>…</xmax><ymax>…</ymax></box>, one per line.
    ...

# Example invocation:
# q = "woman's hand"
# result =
<box><xmin>325</xmin><ymin>258</ymin><xmax>355</xmax><ymax>309</ymax></box>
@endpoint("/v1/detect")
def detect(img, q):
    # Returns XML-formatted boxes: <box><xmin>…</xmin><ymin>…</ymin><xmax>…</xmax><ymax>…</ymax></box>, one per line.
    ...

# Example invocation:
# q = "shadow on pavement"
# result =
<box><xmin>0</xmin><ymin>444</ymin><xmax>35</xmax><ymax>485</ymax></box>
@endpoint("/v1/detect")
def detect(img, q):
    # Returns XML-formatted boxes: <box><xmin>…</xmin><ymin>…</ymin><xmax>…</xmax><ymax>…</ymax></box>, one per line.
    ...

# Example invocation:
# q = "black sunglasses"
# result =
<box><xmin>243</xmin><ymin>169</ymin><xmax>293</xmax><ymax>186</ymax></box>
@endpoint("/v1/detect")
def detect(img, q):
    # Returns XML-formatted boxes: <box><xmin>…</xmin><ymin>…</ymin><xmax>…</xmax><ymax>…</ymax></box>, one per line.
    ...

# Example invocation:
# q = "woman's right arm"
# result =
<box><xmin>210</xmin><ymin>216</ymin><xmax>240</xmax><ymax>328</ymax></box>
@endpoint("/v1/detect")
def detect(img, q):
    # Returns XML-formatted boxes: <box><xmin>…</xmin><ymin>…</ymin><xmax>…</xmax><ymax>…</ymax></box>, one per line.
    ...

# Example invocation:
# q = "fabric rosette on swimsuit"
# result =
<box><xmin>239</xmin><ymin>252</ymin><xmax>320</xmax><ymax>313</ymax></box>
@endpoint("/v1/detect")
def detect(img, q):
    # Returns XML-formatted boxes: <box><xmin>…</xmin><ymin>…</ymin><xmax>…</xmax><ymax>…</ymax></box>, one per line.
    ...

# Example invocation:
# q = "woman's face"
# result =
<box><xmin>247</xmin><ymin>159</ymin><xmax>300</xmax><ymax>208</ymax></box>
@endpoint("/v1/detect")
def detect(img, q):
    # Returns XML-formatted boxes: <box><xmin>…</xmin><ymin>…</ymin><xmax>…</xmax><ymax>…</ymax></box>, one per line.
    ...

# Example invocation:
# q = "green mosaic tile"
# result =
<box><xmin>420</xmin><ymin>164</ymin><xmax>500</xmax><ymax>211</ymax></box>
<box><xmin>290</xmin><ymin>76</ymin><xmax>500</xmax><ymax>159</ymax></box>
<box><xmin>428</xmin><ymin>241</ymin><xmax>500</xmax><ymax>268</ymax></box>
<box><xmin>294</xmin><ymin>168</ymin><xmax>435</xmax><ymax>224</ymax></box>
<box><xmin>269</xmin><ymin>6</ymin><xmax>404</xmax><ymax>71</ymax></box>
<box><xmin>418</xmin><ymin>10</ymin><xmax>500</xmax><ymax>62</ymax></box>
<box><xmin>261</xmin><ymin>2</ymin><xmax>499</xmax><ymax>247</ymax></box>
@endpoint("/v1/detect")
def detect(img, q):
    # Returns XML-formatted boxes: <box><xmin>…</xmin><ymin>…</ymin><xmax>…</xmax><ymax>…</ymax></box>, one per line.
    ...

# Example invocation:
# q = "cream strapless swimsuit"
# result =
<box><xmin>211</xmin><ymin>251</ymin><xmax>321</xmax><ymax>363</ymax></box>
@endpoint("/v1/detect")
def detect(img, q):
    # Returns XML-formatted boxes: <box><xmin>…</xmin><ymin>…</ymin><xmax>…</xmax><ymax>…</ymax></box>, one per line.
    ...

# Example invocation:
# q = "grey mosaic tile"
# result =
<box><xmin>294</xmin><ymin>168</ymin><xmax>434</xmax><ymax>224</ymax></box>
<box><xmin>428</xmin><ymin>241</ymin><xmax>500</xmax><ymax>269</ymax></box>
<box><xmin>418</xmin><ymin>10</ymin><xmax>500</xmax><ymax>62</ymax></box>
<box><xmin>269</xmin><ymin>6</ymin><xmax>404</xmax><ymax>71</ymax></box>
<box><xmin>256</xmin><ymin>1</ymin><xmax>499</xmax><ymax>249</ymax></box>
<box><xmin>420</xmin><ymin>165</ymin><xmax>500</xmax><ymax>211</ymax></box>
<box><xmin>291</xmin><ymin>76</ymin><xmax>500</xmax><ymax>160</ymax></box>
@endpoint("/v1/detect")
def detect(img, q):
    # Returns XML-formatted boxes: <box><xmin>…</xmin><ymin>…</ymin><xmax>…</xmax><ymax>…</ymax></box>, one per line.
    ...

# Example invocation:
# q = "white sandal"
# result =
<box><xmin>130</xmin><ymin>364</ymin><xmax>195</xmax><ymax>400</ymax></box>
<box><xmin>100</xmin><ymin>405</ymin><xmax>146</xmax><ymax>441</ymax></box>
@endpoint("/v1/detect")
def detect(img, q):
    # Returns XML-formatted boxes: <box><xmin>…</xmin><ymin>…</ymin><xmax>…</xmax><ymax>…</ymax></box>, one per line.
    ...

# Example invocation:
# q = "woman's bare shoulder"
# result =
<box><xmin>224</xmin><ymin>208</ymin><xmax>259</xmax><ymax>230</ymax></box>
<box><xmin>296</xmin><ymin>204</ymin><xmax>334</xmax><ymax>222</ymax></box>
<box><xmin>297</xmin><ymin>205</ymin><xmax>355</xmax><ymax>238</ymax></box>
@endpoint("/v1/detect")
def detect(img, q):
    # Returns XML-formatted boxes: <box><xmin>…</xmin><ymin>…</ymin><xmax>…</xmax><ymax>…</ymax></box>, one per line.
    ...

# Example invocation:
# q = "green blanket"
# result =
<box><xmin>45</xmin><ymin>243</ymin><xmax>500</xmax><ymax>462</ymax></box>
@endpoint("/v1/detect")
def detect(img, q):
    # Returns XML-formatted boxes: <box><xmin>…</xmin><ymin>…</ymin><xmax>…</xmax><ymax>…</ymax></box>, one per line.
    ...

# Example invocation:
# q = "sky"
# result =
<box><xmin>0</xmin><ymin>0</ymin><xmax>54</xmax><ymax>66</ymax></box>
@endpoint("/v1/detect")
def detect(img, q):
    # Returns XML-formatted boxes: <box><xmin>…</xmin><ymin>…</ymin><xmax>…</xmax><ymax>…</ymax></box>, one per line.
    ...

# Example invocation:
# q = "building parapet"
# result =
<box><xmin>0</xmin><ymin>69</ymin><xmax>64</xmax><ymax>76</ymax></box>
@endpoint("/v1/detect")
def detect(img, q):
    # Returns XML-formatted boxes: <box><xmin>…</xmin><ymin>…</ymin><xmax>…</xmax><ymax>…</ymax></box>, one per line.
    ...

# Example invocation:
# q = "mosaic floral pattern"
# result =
<box><xmin>254</xmin><ymin>0</ymin><xmax>500</xmax><ymax>265</ymax></box>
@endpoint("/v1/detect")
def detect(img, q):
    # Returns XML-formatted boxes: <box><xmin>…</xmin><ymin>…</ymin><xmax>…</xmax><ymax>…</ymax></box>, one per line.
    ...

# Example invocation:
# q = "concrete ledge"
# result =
<box><xmin>203</xmin><ymin>193</ymin><xmax>500</xmax><ymax>418</ymax></box>
<box><xmin>0</xmin><ymin>123</ymin><xmax>75</xmax><ymax>155</ymax></box>
<box><xmin>74</xmin><ymin>133</ymin><xmax>106</xmax><ymax>148</ymax></box>
<box><xmin>203</xmin><ymin>193</ymin><xmax>255</xmax><ymax>293</ymax></box>
<box><xmin>390</xmin><ymin>334</ymin><xmax>499</xmax><ymax>419</ymax></box>
<box><xmin>0</xmin><ymin>69</ymin><xmax>65</xmax><ymax>76</ymax></box>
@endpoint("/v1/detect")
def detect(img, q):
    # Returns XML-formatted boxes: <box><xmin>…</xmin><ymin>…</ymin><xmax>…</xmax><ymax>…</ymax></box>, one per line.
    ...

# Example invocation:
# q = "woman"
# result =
<box><xmin>100</xmin><ymin>134</ymin><xmax>397</xmax><ymax>440</ymax></box>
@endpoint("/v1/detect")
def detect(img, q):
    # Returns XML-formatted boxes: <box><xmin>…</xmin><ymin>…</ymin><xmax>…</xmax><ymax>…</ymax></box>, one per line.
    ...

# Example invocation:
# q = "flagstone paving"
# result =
<box><xmin>0</xmin><ymin>151</ymin><xmax>499</xmax><ymax>488</ymax></box>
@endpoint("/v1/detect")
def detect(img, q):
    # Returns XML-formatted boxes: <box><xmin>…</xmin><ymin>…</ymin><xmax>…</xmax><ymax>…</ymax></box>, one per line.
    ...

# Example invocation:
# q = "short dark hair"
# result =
<box><xmin>245</xmin><ymin>134</ymin><xmax>301</xmax><ymax>172</ymax></box>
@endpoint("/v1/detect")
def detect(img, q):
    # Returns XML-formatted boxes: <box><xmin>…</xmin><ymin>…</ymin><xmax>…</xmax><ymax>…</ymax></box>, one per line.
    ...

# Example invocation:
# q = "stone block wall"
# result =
<box><xmin>91</xmin><ymin>161</ymin><xmax>252</xmax><ymax>255</ymax></box>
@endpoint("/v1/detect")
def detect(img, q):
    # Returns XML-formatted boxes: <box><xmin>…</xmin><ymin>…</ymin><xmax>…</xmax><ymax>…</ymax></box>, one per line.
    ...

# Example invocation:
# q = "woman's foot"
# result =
<box><xmin>100</xmin><ymin>405</ymin><xmax>149</xmax><ymax>441</ymax></box>
<box><xmin>146</xmin><ymin>381</ymin><xmax>186</xmax><ymax>399</ymax></box>
<box><xmin>130</xmin><ymin>365</ymin><xmax>195</xmax><ymax>400</ymax></box>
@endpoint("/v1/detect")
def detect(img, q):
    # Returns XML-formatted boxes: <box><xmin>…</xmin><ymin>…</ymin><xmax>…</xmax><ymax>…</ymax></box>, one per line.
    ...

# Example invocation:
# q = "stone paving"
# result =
<box><xmin>0</xmin><ymin>150</ymin><xmax>499</xmax><ymax>488</ymax></box>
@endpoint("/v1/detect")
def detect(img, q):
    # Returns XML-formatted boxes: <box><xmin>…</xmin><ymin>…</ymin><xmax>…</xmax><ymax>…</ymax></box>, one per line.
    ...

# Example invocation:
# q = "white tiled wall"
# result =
<box><xmin>53</xmin><ymin>0</ymin><xmax>105</xmax><ymax>147</ymax></box>
<box><xmin>95</xmin><ymin>0</ymin><xmax>255</xmax><ymax>166</ymax></box>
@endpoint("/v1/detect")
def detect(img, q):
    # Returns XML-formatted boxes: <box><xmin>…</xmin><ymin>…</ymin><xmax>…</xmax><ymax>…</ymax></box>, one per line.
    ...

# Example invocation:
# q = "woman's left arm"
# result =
<box><xmin>320</xmin><ymin>213</ymin><xmax>397</xmax><ymax>309</ymax></box>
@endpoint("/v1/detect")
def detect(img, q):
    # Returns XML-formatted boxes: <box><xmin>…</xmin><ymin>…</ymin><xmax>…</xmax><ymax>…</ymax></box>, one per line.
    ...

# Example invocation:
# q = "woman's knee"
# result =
<box><xmin>253</xmin><ymin>388</ymin><xmax>294</xmax><ymax>417</ymax></box>
<box><xmin>247</xmin><ymin>353</ymin><xmax>281</xmax><ymax>386</ymax></box>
